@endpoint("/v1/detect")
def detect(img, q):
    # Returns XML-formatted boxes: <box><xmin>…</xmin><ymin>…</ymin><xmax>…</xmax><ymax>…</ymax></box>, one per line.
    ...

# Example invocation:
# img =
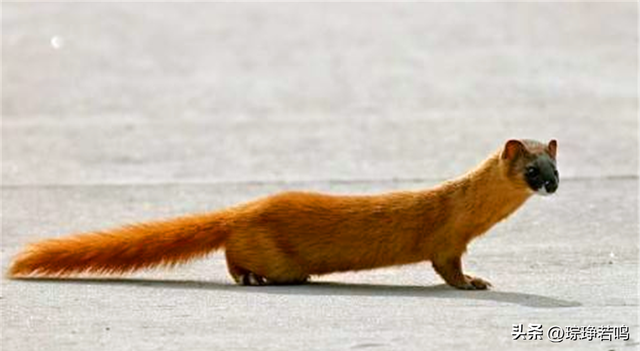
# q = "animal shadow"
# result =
<box><xmin>17</xmin><ymin>277</ymin><xmax>581</xmax><ymax>308</ymax></box>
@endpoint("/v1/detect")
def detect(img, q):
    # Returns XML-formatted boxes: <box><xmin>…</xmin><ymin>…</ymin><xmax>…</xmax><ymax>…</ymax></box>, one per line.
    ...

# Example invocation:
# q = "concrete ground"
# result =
<box><xmin>1</xmin><ymin>3</ymin><xmax>638</xmax><ymax>351</ymax></box>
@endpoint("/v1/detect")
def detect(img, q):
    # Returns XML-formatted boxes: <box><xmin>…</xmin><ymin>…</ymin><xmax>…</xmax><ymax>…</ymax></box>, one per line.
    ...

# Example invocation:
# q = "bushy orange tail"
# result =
<box><xmin>8</xmin><ymin>212</ymin><xmax>231</xmax><ymax>277</ymax></box>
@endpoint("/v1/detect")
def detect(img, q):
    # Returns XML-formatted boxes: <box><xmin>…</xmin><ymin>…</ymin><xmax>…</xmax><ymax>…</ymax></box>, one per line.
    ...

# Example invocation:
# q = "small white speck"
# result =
<box><xmin>609</xmin><ymin>252</ymin><xmax>616</xmax><ymax>258</ymax></box>
<box><xmin>50</xmin><ymin>36</ymin><xmax>64</xmax><ymax>49</ymax></box>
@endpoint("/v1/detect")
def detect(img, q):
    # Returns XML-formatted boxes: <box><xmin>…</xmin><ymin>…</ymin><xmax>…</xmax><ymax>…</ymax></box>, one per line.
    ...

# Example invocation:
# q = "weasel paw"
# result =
<box><xmin>466</xmin><ymin>275</ymin><xmax>492</xmax><ymax>290</ymax></box>
<box><xmin>454</xmin><ymin>275</ymin><xmax>492</xmax><ymax>290</ymax></box>
<box><xmin>240</xmin><ymin>272</ymin><xmax>266</xmax><ymax>286</ymax></box>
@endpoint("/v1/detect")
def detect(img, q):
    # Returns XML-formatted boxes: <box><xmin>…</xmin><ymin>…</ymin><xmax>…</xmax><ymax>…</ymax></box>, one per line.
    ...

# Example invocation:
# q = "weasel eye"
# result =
<box><xmin>526</xmin><ymin>167</ymin><xmax>539</xmax><ymax>177</ymax></box>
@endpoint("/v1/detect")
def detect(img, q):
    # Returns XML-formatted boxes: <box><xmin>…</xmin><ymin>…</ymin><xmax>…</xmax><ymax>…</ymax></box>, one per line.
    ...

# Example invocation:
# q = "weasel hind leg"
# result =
<box><xmin>239</xmin><ymin>273</ymin><xmax>309</xmax><ymax>286</ymax></box>
<box><xmin>226</xmin><ymin>259</ymin><xmax>265</xmax><ymax>286</ymax></box>
<box><xmin>242</xmin><ymin>272</ymin><xmax>267</xmax><ymax>286</ymax></box>
<box><xmin>226</xmin><ymin>256</ymin><xmax>309</xmax><ymax>286</ymax></box>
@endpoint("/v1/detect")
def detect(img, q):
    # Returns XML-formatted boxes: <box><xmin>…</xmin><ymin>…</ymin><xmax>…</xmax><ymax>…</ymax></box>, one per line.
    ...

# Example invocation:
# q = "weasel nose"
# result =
<box><xmin>544</xmin><ymin>180</ymin><xmax>558</xmax><ymax>193</ymax></box>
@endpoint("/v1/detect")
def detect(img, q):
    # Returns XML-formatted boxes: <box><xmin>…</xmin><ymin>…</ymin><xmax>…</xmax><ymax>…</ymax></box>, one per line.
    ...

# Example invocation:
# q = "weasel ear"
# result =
<box><xmin>501</xmin><ymin>139</ymin><xmax>525</xmax><ymax>160</ymax></box>
<box><xmin>548</xmin><ymin>139</ymin><xmax>558</xmax><ymax>159</ymax></box>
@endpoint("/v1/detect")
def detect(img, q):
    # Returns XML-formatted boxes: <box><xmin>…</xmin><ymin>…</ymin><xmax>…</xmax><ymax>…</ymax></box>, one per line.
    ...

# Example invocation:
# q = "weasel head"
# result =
<box><xmin>500</xmin><ymin>139</ymin><xmax>559</xmax><ymax>196</ymax></box>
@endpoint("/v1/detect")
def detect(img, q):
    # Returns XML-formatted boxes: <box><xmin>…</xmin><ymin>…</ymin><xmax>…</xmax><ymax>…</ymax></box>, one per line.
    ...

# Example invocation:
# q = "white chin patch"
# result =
<box><xmin>536</xmin><ymin>188</ymin><xmax>552</xmax><ymax>196</ymax></box>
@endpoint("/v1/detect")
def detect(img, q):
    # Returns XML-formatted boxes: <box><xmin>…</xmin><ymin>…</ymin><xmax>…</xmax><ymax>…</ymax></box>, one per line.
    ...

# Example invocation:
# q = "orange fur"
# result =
<box><xmin>8</xmin><ymin>212</ymin><xmax>234</xmax><ymax>276</ymax></box>
<box><xmin>8</xmin><ymin>139</ymin><xmax>557</xmax><ymax>289</ymax></box>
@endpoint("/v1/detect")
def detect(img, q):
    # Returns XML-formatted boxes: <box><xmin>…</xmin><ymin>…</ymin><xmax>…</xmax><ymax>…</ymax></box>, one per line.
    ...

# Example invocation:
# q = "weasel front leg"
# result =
<box><xmin>432</xmin><ymin>256</ymin><xmax>492</xmax><ymax>290</ymax></box>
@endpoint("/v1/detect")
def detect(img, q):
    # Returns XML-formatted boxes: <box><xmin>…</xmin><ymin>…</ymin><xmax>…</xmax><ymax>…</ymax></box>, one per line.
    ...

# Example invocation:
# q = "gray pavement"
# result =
<box><xmin>1</xmin><ymin>3</ymin><xmax>638</xmax><ymax>351</ymax></box>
